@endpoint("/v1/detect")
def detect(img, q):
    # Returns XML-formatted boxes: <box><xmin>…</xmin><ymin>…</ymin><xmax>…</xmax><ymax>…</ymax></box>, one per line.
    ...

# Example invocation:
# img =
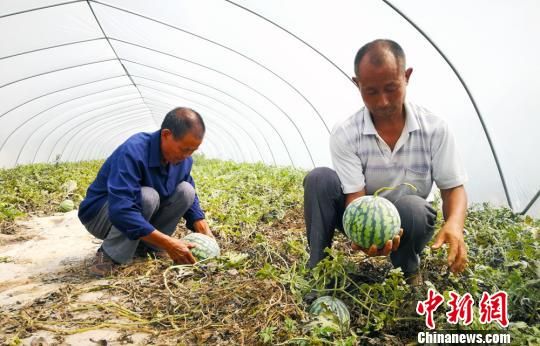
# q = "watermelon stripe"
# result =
<box><xmin>183</xmin><ymin>233</ymin><xmax>220</xmax><ymax>261</ymax></box>
<box><xmin>309</xmin><ymin>296</ymin><xmax>350</xmax><ymax>328</ymax></box>
<box><xmin>342</xmin><ymin>194</ymin><xmax>400</xmax><ymax>251</ymax></box>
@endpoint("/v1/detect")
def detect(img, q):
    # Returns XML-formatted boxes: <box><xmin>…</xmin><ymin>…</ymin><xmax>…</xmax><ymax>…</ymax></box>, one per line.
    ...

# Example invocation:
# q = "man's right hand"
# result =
<box><xmin>141</xmin><ymin>230</ymin><xmax>197</xmax><ymax>264</ymax></box>
<box><xmin>351</xmin><ymin>228</ymin><xmax>403</xmax><ymax>256</ymax></box>
<box><xmin>166</xmin><ymin>238</ymin><xmax>197</xmax><ymax>264</ymax></box>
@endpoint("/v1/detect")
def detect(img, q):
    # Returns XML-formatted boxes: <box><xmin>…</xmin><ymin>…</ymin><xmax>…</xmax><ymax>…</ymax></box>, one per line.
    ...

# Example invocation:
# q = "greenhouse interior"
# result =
<box><xmin>1</xmin><ymin>1</ymin><xmax>538</xmax><ymax>345</ymax></box>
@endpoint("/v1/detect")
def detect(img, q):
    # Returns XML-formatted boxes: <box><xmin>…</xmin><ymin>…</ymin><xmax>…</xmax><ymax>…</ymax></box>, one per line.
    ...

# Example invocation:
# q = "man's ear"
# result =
<box><xmin>405</xmin><ymin>67</ymin><xmax>413</xmax><ymax>83</ymax></box>
<box><xmin>161</xmin><ymin>128</ymin><xmax>172</xmax><ymax>139</ymax></box>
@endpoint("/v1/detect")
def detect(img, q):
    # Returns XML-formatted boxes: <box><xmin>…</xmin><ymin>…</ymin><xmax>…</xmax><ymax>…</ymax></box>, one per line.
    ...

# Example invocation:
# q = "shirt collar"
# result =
<box><xmin>404</xmin><ymin>102</ymin><xmax>420</xmax><ymax>133</ymax></box>
<box><xmin>362</xmin><ymin>107</ymin><xmax>378</xmax><ymax>135</ymax></box>
<box><xmin>149</xmin><ymin>130</ymin><xmax>162</xmax><ymax>168</ymax></box>
<box><xmin>362</xmin><ymin>101</ymin><xmax>420</xmax><ymax>135</ymax></box>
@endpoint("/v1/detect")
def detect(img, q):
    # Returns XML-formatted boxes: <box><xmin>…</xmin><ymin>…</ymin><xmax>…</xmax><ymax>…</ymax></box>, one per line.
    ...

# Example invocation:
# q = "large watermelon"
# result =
<box><xmin>342</xmin><ymin>185</ymin><xmax>412</xmax><ymax>249</ymax></box>
<box><xmin>182</xmin><ymin>233</ymin><xmax>220</xmax><ymax>261</ymax></box>
<box><xmin>309</xmin><ymin>296</ymin><xmax>350</xmax><ymax>329</ymax></box>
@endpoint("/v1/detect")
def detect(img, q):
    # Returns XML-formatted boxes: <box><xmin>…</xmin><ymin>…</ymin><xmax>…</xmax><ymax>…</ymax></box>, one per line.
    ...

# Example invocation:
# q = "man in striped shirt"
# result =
<box><xmin>304</xmin><ymin>39</ymin><xmax>468</xmax><ymax>283</ymax></box>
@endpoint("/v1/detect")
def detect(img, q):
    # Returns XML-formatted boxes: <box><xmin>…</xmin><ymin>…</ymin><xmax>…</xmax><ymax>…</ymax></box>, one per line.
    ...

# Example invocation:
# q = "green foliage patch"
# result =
<box><xmin>0</xmin><ymin>156</ymin><xmax>538</xmax><ymax>345</ymax></box>
<box><xmin>0</xmin><ymin>161</ymin><xmax>102</xmax><ymax>232</ymax></box>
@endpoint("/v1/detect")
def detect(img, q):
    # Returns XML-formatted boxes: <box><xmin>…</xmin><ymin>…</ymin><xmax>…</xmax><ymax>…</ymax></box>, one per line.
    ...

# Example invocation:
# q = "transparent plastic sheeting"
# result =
<box><xmin>0</xmin><ymin>0</ymin><xmax>538</xmax><ymax>217</ymax></box>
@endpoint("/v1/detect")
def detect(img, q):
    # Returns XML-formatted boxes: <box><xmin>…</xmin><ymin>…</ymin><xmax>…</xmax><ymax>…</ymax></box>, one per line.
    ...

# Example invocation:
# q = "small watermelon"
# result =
<box><xmin>59</xmin><ymin>199</ymin><xmax>75</xmax><ymax>212</ymax></box>
<box><xmin>309</xmin><ymin>296</ymin><xmax>350</xmax><ymax>329</ymax></box>
<box><xmin>182</xmin><ymin>233</ymin><xmax>220</xmax><ymax>261</ymax></box>
<box><xmin>342</xmin><ymin>184</ymin><xmax>414</xmax><ymax>249</ymax></box>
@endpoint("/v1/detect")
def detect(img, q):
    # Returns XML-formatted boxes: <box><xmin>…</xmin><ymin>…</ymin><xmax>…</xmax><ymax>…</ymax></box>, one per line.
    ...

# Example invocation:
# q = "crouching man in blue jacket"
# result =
<box><xmin>78</xmin><ymin>107</ymin><xmax>213</xmax><ymax>277</ymax></box>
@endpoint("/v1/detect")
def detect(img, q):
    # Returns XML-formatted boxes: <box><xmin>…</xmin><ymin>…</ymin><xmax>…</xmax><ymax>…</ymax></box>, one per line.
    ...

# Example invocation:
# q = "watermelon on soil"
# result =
<box><xmin>182</xmin><ymin>233</ymin><xmax>220</xmax><ymax>261</ymax></box>
<box><xmin>342</xmin><ymin>186</ymin><xmax>403</xmax><ymax>249</ymax></box>
<box><xmin>59</xmin><ymin>199</ymin><xmax>75</xmax><ymax>212</ymax></box>
<box><xmin>309</xmin><ymin>296</ymin><xmax>350</xmax><ymax>329</ymax></box>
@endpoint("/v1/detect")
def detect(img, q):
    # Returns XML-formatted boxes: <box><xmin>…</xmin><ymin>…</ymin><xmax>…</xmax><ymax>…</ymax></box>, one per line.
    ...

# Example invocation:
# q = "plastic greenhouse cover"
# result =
<box><xmin>0</xmin><ymin>0</ymin><xmax>538</xmax><ymax>217</ymax></box>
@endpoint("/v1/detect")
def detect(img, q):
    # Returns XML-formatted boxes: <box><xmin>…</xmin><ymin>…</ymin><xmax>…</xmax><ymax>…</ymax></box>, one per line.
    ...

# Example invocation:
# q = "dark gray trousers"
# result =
<box><xmin>83</xmin><ymin>182</ymin><xmax>195</xmax><ymax>264</ymax></box>
<box><xmin>304</xmin><ymin>167</ymin><xmax>436</xmax><ymax>275</ymax></box>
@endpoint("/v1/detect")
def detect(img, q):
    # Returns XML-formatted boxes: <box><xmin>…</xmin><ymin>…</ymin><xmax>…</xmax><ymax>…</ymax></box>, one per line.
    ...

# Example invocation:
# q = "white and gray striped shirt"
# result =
<box><xmin>330</xmin><ymin>102</ymin><xmax>467</xmax><ymax>202</ymax></box>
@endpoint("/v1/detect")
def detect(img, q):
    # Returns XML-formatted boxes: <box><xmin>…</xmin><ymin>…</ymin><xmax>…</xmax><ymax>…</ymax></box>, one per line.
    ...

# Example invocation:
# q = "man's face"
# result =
<box><xmin>353</xmin><ymin>56</ymin><xmax>412</xmax><ymax>120</ymax></box>
<box><xmin>160</xmin><ymin>129</ymin><xmax>202</xmax><ymax>165</ymax></box>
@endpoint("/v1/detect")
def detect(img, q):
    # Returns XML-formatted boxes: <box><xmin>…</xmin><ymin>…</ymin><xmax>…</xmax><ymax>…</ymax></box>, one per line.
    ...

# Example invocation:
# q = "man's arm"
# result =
<box><xmin>432</xmin><ymin>185</ymin><xmax>468</xmax><ymax>273</ymax></box>
<box><xmin>192</xmin><ymin>219</ymin><xmax>213</xmax><ymax>237</ymax></box>
<box><xmin>183</xmin><ymin>172</ymin><xmax>213</xmax><ymax>237</ymax></box>
<box><xmin>345</xmin><ymin>190</ymin><xmax>365</xmax><ymax>207</ymax></box>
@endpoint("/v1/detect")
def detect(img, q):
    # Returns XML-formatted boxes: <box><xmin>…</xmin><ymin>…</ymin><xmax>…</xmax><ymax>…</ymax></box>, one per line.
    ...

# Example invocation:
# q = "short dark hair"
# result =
<box><xmin>354</xmin><ymin>39</ymin><xmax>406</xmax><ymax>76</ymax></box>
<box><xmin>161</xmin><ymin>107</ymin><xmax>205</xmax><ymax>139</ymax></box>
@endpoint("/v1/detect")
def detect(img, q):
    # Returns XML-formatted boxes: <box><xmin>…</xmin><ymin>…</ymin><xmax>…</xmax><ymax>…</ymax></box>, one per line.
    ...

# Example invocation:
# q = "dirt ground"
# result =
<box><xmin>0</xmin><ymin>212</ymin><xmax>150</xmax><ymax>345</ymax></box>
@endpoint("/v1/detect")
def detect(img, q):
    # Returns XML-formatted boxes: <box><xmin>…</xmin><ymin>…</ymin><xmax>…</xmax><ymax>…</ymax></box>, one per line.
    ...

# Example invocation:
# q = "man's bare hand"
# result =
<box><xmin>351</xmin><ymin>228</ymin><xmax>403</xmax><ymax>256</ymax></box>
<box><xmin>193</xmin><ymin>219</ymin><xmax>214</xmax><ymax>238</ymax></box>
<box><xmin>432</xmin><ymin>223</ymin><xmax>467</xmax><ymax>273</ymax></box>
<box><xmin>166</xmin><ymin>238</ymin><xmax>197</xmax><ymax>264</ymax></box>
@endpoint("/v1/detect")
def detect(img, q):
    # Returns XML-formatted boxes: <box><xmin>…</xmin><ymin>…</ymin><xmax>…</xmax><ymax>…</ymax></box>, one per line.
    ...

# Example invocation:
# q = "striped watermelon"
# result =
<box><xmin>342</xmin><ymin>185</ymin><xmax>410</xmax><ymax>249</ymax></box>
<box><xmin>59</xmin><ymin>199</ymin><xmax>75</xmax><ymax>212</ymax></box>
<box><xmin>182</xmin><ymin>233</ymin><xmax>220</xmax><ymax>261</ymax></box>
<box><xmin>309</xmin><ymin>296</ymin><xmax>350</xmax><ymax>329</ymax></box>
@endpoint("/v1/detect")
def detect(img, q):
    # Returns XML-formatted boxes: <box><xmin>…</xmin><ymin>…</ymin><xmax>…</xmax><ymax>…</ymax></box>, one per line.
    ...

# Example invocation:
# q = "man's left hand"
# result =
<box><xmin>431</xmin><ymin>223</ymin><xmax>467</xmax><ymax>273</ymax></box>
<box><xmin>193</xmin><ymin>219</ymin><xmax>214</xmax><ymax>238</ymax></box>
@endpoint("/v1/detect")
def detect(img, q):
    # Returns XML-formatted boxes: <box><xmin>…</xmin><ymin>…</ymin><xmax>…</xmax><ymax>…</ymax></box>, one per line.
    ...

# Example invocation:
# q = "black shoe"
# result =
<box><xmin>88</xmin><ymin>248</ymin><xmax>117</xmax><ymax>277</ymax></box>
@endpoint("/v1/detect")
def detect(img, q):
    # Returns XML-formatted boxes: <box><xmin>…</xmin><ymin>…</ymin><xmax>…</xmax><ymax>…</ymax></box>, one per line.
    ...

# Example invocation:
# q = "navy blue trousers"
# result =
<box><xmin>303</xmin><ymin>167</ymin><xmax>437</xmax><ymax>275</ymax></box>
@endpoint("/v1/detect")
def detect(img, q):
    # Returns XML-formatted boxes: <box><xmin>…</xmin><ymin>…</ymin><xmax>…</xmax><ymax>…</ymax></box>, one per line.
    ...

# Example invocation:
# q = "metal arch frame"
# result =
<box><xmin>1</xmin><ymin>37</ymin><xmax>302</xmax><ymax>166</ymax></box>
<box><xmin>0</xmin><ymin>74</ymin><xmax>127</xmax><ymax>119</ymax></box>
<box><xmin>142</xmin><ymin>99</ymin><xmax>259</xmax><ymax>164</ymax></box>
<box><xmin>198</xmin><ymin>141</ymin><xmax>219</xmax><ymax>160</ymax></box>
<box><xmin>53</xmin><ymin>107</ymin><xmax>150</xmax><ymax>162</ymax></box>
<box><xmin>197</xmin><ymin>137</ymin><xmax>225</xmax><ymax>160</ymax></box>
<box><xmin>381</xmin><ymin>0</ymin><xmax>514</xmax><ymax>210</ymax></box>
<box><xmin>140</xmin><ymin>100</ymin><xmax>248</xmax><ymax>163</ymax></box>
<box><xmin>70</xmin><ymin>102</ymin><xmax>245</xmax><ymax>163</ymax></box>
<box><xmin>0</xmin><ymin>58</ymin><xmax>117</xmax><ymax>89</ymax></box>
<box><xmin>56</xmin><ymin>110</ymin><xmax>150</xmax><ymax>162</ymax></box>
<box><xmin>123</xmin><ymin>59</ymin><xmax>290</xmax><ymax>165</ymax></box>
<box><xmin>83</xmin><ymin>118</ymin><xmax>244</xmax><ymax>164</ymax></box>
<box><xmin>19</xmin><ymin>96</ymin><xmax>145</xmax><ymax>164</ymax></box>
<box><xmin>135</xmin><ymin>81</ymin><xmax>267</xmax><ymax>164</ymax></box>
<box><xmin>111</xmin><ymin>38</ymin><xmax>314</xmax><ymax>166</ymax></box>
<box><xmin>0</xmin><ymin>32</ymin><xmax>297</xmax><ymax>168</ymax></box>
<box><xmin>143</xmin><ymin>100</ymin><xmax>250</xmax><ymax>163</ymax></box>
<box><xmin>85</xmin><ymin>0</ymin><xmax>156</xmax><ymax>126</ymax></box>
<box><xmin>41</xmin><ymin>80</ymin><xmax>270</xmax><ymax>165</ymax></box>
<box><xmin>96</xmin><ymin>129</ymin><xmax>231</xmax><ymax>163</ymax></box>
<box><xmin>65</xmin><ymin>94</ymin><xmax>257</xmax><ymax>164</ymax></box>
<box><xmin>2</xmin><ymin>11</ymin><xmax>318</xmax><ymax>166</ymax></box>
<box><xmin>76</xmin><ymin>123</ymin><xmax>150</xmax><ymax>161</ymax></box>
<box><xmin>131</xmin><ymin>74</ymin><xmax>276</xmax><ymax>166</ymax></box>
<box><xmin>44</xmin><ymin>102</ymin><xmax>149</xmax><ymax>162</ymax></box>
<box><xmin>0</xmin><ymin>1</ymin><xmax>84</xmax><ymax>19</ymax></box>
<box><xmin>0</xmin><ymin>37</ymin><xmax>105</xmax><ymax>60</ymax></box>
<box><xmin>69</xmin><ymin>113</ymin><xmax>154</xmax><ymax>161</ymax></box>
<box><xmin>226</xmin><ymin>0</ymin><xmax>540</xmax><ymax>215</ymax></box>
<box><xmin>91</xmin><ymin>0</ymin><xmax>330</xmax><ymax>134</ymax></box>
<box><xmin>522</xmin><ymin>190</ymin><xmax>539</xmax><ymax>215</ymax></box>
<box><xmin>0</xmin><ymin>84</ymin><xmax>135</xmax><ymax>153</ymax></box>
<box><xmin>224</xmin><ymin>0</ymin><xmax>352</xmax><ymax>83</ymax></box>
<box><xmin>0</xmin><ymin>0</ymin><xmax>534</xmax><ymax>213</ymax></box>
<box><xmin>0</xmin><ymin>0</ymin><xmax>329</xmax><ymax>166</ymax></box>
<box><xmin>93</xmin><ymin>126</ymin><xmax>231</xmax><ymax>163</ymax></box>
